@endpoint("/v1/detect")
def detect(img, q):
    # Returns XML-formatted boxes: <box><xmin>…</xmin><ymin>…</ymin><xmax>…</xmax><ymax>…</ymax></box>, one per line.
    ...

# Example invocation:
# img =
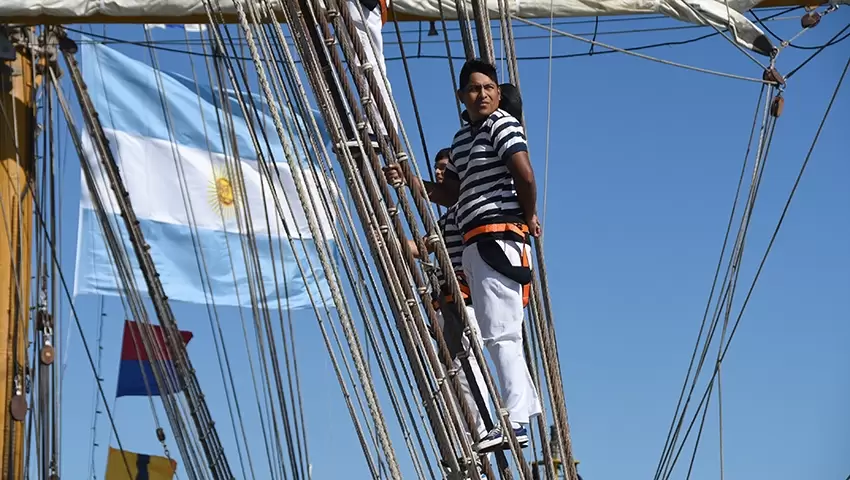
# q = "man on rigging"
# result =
<box><xmin>409</xmin><ymin>148</ymin><xmax>493</xmax><ymax>447</ymax></box>
<box><xmin>386</xmin><ymin>59</ymin><xmax>542</xmax><ymax>453</ymax></box>
<box><xmin>345</xmin><ymin>0</ymin><xmax>398</xmax><ymax>150</ymax></box>
<box><xmin>409</xmin><ymin>148</ymin><xmax>492</xmax><ymax>479</ymax></box>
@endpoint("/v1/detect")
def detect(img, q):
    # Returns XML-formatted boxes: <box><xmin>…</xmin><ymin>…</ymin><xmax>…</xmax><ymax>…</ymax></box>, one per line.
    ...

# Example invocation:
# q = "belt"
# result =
<box><xmin>463</xmin><ymin>222</ymin><xmax>529</xmax><ymax>245</ymax></box>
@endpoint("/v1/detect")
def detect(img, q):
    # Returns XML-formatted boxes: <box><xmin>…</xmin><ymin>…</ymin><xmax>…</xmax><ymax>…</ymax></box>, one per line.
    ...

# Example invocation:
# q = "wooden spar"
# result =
<box><xmin>0</xmin><ymin>1</ymin><xmax>825</xmax><ymax>25</ymax></box>
<box><xmin>0</xmin><ymin>27</ymin><xmax>35</xmax><ymax>480</ymax></box>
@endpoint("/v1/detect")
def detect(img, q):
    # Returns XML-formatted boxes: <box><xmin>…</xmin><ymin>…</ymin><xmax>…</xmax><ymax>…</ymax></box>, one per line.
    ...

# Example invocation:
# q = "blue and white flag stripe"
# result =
<box><xmin>73</xmin><ymin>38</ymin><xmax>337</xmax><ymax>310</ymax></box>
<box><xmin>144</xmin><ymin>24</ymin><xmax>207</xmax><ymax>32</ymax></box>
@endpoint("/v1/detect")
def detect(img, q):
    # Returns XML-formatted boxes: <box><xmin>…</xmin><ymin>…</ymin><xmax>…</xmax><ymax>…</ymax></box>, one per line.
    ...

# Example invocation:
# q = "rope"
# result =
<box><xmin>258</xmin><ymin>0</ymin><xmax>448</xmax><ymax>472</ymax></box>
<box><xmin>652</xmin><ymin>84</ymin><xmax>766</xmax><ymax>480</ymax></box>
<box><xmin>786</xmin><ymin>22</ymin><xmax>850</xmax><ymax>80</ymax></box>
<box><xmin>434</xmin><ymin>0</ymin><xmax>464</xmax><ymax>123</ymax></box>
<box><xmin>752</xmin><ymin>6</ymin><xmax>845</xmax><ymax>50</ymax></box>
<box><xmin>469</xmin><ymin>0</ymin><xmax>495</xmax><ymax>64</ymax></box>
<box><xmin>388</xmin><ymin>4</ymin><xmax>434</xmax><ymax>182</ymax></box>
<box><xmin>656</xmin><ymin>84</ymin><xmax>779</xmax><ymax>480</ymax></box>
<box><xmin>541</xmin><ymin>0</ymin><xmax>555</xmax><ymax>225</ymax></box>
<box><xmin>25</xmin><ymin>69</ymin><xmax>137</xmax><ymax>479</ymax></box>
<box><xmin>661</xmin><ymin>49</ymin><xmax>848</xmax><ymax>480</ymax></box>
<box><xmin>322</xmin><ymin>0</ymin><xmax>494</xmax><ymax>463</ymax></box>
<box><xmin>253</xmin><ymin>13</ymin><xmax>441</xmax><ymax>476</ymax></box>
<box><xmin>88</xmin><ymin>35</ymin><xmax>215</xmax><ymax>475</ymax></box>
<box><xmin>322</xmin><ymin>0</ymin><xmax>528</xmax><ymax>472</ymax></box>
<box><xmin>716</xmin><ymin>52</ymin><xmax>848</xmax><ymax>378</ymax></box>
<box><xmin>276</xmin><ymin>0</ymin><xmax>504</xmax><ymax>476</ymax></box>
<box><xmin>185</xmin><ymin>31</ymin><xmax>264</xmax><ymax>479</ymax></box>
<box><xmin>141</xmin><ymin>28</ymin><xmax>270</xmax><ymax>474</ymax></box>
<box><xmin>492</xmin><ymin>12</ymin><xmax>576</xmax><ymax>480</ymax></box>
<box><xmin>221</xmin><ymin>12</ymin><xmax>370</xmax><ymax>477</ymax></box>
<box><xmin>452</xmin><ymin>0</ymin><xmax>477</xmax><ymax>58</ymax></box>
<box><xmin>63</xmin><ymin>46</ymin><xmax>232</xmax><ymax>479</ymax></box>
<box><xmin>511</xmin><ymin>16</ymin><xmax>776</xmax><ymax>84</ymax></box>
<box><xmin>235</xmin><ymin>2</ymin><xmax>404</xmax><ymax>475</ymax></box>
<box><xmin>206</xmin><ymin>2</ymin><xmax>424</xmax><ymax>476</ymax></box>
<box><xmin>86</xmin><ymin>296</ymin><xmax>106</xmax><ymax>480</ymax></box>
<box><xmin>717</xmin><ymin>364</ymin><xmax>725</xmax><ymax>480</ymax></box>
<box><xmin>679</xmin><ymin>0</ymin><xmax>768</xmax><ymax>70</ymax></box>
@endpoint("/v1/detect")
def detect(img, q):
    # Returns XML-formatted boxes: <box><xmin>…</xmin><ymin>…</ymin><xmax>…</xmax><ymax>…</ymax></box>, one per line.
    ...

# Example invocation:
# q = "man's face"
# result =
<box><xmin>458</xmin><ymin>72</ymin><xmax>500</xmax><ymax>123</ymax></box>
<box><xmin>434</xmin><ymin>157</ymin><xmax>449</xmax><ymax>184</ymax></box>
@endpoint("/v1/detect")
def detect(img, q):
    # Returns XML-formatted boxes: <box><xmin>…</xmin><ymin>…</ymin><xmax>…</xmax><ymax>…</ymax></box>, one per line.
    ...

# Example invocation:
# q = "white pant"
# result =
<box><xmin>346</xmin><ymin>0</ymin><xmax>398</xmax><ymax>136</ymax></box>
<box><xmin>462</xmin><ymin>239</ymin><xmax>542</xmax><ymax>425</ymax></box>
<box><xmin>436</xmin><ymin>305</ymin><xmax>491</xmax><ymax>440</ymax></box>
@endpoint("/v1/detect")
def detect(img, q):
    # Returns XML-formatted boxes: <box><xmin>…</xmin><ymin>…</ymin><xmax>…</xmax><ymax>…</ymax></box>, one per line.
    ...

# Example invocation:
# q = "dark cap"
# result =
<box><xmin>498</xmin><ymin>83</ymin><xmax>523</xmax><ymax>122</ymax></box>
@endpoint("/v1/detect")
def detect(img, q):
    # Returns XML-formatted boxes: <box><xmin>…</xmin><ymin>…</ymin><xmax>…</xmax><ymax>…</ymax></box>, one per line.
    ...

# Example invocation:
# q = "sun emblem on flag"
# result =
<box><xmin>208</xmin><ymin>166</ymin><xmax>239</xmax><ymax>218</ymax></box>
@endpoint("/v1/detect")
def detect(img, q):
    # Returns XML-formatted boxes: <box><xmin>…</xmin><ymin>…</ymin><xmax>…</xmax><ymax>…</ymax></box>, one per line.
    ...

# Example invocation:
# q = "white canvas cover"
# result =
<box><xmin>0</xmin><ymin>0</ymin><xmax>791</xmax><ymax>54</ymax></box>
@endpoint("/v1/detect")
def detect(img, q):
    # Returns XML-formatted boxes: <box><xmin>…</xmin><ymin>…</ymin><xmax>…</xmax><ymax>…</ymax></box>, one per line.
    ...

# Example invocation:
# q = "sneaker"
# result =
<box><xmin>474</xmin><ymin>427</ymin><xmax>504</xmax><ymax>452</ymax></box>
<box><xmin>474</xmin><ymin>426</ymin><xmax>530</xmax><ymax>453</ymax></box>
<box><xmin>513</xmin><ymin>426</ymin><xmax>529</xmax><ymax>447</ymax></box>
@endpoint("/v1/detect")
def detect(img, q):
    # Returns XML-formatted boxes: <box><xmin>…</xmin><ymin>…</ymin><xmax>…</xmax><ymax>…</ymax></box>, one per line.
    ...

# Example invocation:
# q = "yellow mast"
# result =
<box><xmin>0</xmin><ymin>26</ymin><xmax>35</xmax><ymax>479</ymax></box>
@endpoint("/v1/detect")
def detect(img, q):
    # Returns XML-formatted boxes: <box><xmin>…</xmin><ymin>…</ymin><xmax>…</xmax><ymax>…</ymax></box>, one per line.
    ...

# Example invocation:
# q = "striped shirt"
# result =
<box><xmin>435</xmin><ymin>204</ymin><xmax>464</xmax><ymax>290</ymax></box>
<box><xmin>446</xmin><ymin>109</ymin><xmax>528</xmax><ymax>234</ymax></box>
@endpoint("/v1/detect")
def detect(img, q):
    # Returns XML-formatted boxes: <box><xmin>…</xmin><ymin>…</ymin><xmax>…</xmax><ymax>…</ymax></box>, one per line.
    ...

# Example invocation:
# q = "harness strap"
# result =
<box><xmin>434</xmin><ymin>273</ymin><xmax>471</xmax><ymax>308</ymax></box>
<box><xmin>464</xmin><ymin>222</ymin><xmax>533</xmax><ymax>307</ymax></box>
<box><xmin>463</xmin><ymin>222</ymin><xmax>529</xmax><ymax>244</ymax></box>
<box><xmin>379</xmin><ymin>0</ymin><xmax>387</xmax><ymax>24</ymax></box>
<box><xmin>432</xmin><ymin>294</ymin><xmax>472</xmax><ymax>310</ymax></box>
<box><xmin>521</xmin><ymin>243</ymin><xmax>530</xmax><ymax>307</ymax></box>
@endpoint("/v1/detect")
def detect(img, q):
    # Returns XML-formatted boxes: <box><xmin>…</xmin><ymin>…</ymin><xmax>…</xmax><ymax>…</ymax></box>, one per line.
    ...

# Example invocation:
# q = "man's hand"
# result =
<box><xmin>526</xmin><ymin>213</ymin><xmax>542</xmax><ymax>238</ymax></box>
<box><xmin>383</xmin><ymin>164</ymin><xmax>404</xmax><ymax>187</ymax></box>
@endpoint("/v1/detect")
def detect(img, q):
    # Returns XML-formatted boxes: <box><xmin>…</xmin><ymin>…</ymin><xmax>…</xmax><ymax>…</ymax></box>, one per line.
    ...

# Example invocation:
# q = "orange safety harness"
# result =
<box><xmin>520</xmin><ymin>245</ymin><xmax>530</xmax><ymax>308</ymax></box>
<box><xmin>379</xmin><ymin>0</ymin><xmax>388</xmax><ymax>25</ymax></box>
<box><xmin>463</xmin><ymin>222</ymin><xmax>532</xmax><ymax>308</ymax></box>
<box><xmin>462</xmin><ymin>222</ymin><xmax>528</xmax><ymax>245</ymax></box>
<box><xmin>432</xmin><ymin>272</ymin><xmax>471</xmax><ymax>310</ymax></box>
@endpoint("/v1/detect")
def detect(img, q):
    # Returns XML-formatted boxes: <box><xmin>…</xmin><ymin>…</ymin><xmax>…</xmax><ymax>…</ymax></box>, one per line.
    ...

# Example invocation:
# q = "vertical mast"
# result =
<box><xmin>0</xmin><ymin>26</ymin><xmax>35</xmax><ymax>480</ymax></box>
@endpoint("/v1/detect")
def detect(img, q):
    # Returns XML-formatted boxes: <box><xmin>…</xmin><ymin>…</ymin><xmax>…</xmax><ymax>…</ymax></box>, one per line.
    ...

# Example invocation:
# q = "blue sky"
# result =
<box><xmin>53</xmin><ymin>9</ymin><xmax>848</xmax><ymax>480</ymax></box>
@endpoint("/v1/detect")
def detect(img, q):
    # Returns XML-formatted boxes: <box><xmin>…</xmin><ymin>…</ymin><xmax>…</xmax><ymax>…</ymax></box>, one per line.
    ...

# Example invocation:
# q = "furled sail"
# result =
<box><xmin>0</xmin><ymin>0</ymin><xmax>808</xmax><ymax>55</ymax></box>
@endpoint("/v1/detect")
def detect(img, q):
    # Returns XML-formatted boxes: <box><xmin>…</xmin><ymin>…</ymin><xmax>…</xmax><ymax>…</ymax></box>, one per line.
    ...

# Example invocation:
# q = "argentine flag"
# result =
<box><xmin>73</xmin><ymin>39</ymin><xmax>336</xmax><ymax>310</ymax></box>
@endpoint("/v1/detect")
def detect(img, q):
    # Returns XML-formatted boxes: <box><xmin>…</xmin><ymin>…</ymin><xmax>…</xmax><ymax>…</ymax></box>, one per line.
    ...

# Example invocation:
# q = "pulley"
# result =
<box><xmin>770</xmin><ymin>95</ymin><xmax>785</xmax><ymax>118</ymax></box>
<box><xmin>10</xmin><ymin>374</ymin><xmax>26</xmax><ymax>421</ymax></box>
<box><xmin>36</xmin><ymin>309</ymin><xmax>52</xmax><ymax>331</ymax></box>
<box><xmin>40</xmin><ymin>344</ymin><xmax>55</xmax><ymax>366</ymax></box>
<box><xmin>801</xmin><ymin>11</ymin><xmax>821</xmax><ymax>29</ymax></box>
<box><xmin>763</xmin><ymin>67</ymin><xmax>786</xmax><ymax>87</ymax></box>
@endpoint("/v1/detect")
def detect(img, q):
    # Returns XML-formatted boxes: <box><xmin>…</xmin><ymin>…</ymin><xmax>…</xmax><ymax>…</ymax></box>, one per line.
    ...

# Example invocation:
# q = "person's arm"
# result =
<box><xmin>407</xmin><ymin>235</ymin><xmax>439</xmax><ymax>259</ymax></box>
<box><xmin>407</xmin><ymin>239</ymin><xmax>421</xmax><ymax>258</ymax></box>
<box><xmin>494</xmin><ymin>115</ymin><xmax>541</xmax><ymax>236</ymax></box>
<box><xmin>383</xmin><ymin>166</ymin><xmax>460</xmax><ymax>207</ymax></box>
<box><xmin>506</xmin><ymin>151</ymin><xmax>538</xmax><ymax>231</ymax></box>
<box><xmin>422</xmin><ymin>175</ymin><xmax>460</xmax><ymax>207</ymax></box>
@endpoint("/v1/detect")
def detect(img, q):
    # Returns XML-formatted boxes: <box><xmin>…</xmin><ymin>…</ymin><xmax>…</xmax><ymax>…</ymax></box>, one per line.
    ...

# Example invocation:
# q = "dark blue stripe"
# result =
<box><xmin>116</xmin><ymin>359</ymin><xmax>180</xmax><ymax>398</ymax></box>
<box><xmin>137</xmin><ymin>454</ymin><xmax>151</xmax><ymax>480</ymax></box>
